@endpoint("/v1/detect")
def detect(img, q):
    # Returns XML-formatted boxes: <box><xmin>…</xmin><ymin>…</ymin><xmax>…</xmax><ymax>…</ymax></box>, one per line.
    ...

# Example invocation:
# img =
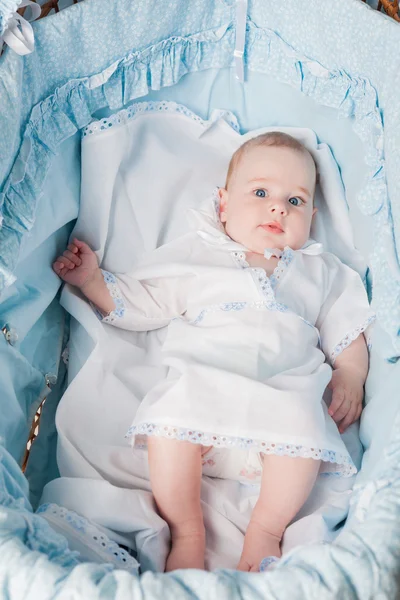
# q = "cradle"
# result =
<box><xmin>1</xmin><ymin>0</ymin><xmax>400</xmax><ymax>597</ymax></box>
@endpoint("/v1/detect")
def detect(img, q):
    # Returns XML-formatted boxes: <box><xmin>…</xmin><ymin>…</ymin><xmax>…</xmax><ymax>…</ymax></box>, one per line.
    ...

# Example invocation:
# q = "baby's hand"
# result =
<box><xmin>53</xmin><ymin>238</ymin><xmax>100</xmax><ymax>290</ymax></box>
<box><xmin>328</xmin><ymin>368</ymin><xmax>364</xmax><ymax>434</ymax></box>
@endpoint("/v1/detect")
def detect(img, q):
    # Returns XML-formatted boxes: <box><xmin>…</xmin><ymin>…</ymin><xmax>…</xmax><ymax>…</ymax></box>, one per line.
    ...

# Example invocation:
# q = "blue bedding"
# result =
<box><xmin>0</xmin><ymin>0</ymin><xmax>400</xmax><ymax>597</ymax></box>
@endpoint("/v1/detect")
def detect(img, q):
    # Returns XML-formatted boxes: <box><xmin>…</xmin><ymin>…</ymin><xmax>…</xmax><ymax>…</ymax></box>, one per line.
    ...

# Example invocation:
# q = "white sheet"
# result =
<box><xmin>40</xmin><ymin>101</ymin><xmax>365</xmax><ymax>572</ymax></box>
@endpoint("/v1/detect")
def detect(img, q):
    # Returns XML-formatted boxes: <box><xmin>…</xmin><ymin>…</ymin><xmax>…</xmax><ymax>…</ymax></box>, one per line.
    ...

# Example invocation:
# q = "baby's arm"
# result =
<box><xmin>53</xmin><ymin>238</ymin><xmax>115</xmax><ymax>316</ymax></box>
<box><xmin>79</xmin><ymin>269</ymin><xmax>116</xmax><ymax>316</ymax></box>
<box><xmin>328</xmin><ymin>334</ymin><xmax>369</xmax><ymax>433</ymax></box>
<box><xmin>315</xmin><ymin>255</ymin><xmax>375</xmax><ymax>434</ymax></box>
<box><xmin>54</xmin><ymin>237</ymin><xmax>193</xmax><ymax>329</ymax></box>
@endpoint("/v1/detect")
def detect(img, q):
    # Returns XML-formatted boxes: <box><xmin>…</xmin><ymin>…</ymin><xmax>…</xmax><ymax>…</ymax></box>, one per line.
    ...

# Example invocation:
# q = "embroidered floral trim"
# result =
<box><xmin>232</xmin><ymin>251</ymin><xmax>275</xmax><ymax>303</ymax></box>
<box><xmin>190</xmin><ymin>300</ymin><xmax>288</xmax><ymax>324</ymax></box>
<box><xmin>269</xmin><ymin>249</ymin><xmax>294</xmax><ymax>290</ymax></box>
<box><xmin>91</xmin><ymin>270</ymin><xmax>125</xmax><ymax>324</ymax></box>
<box><xmin>259</xmin><ymin>556</ymin><xmax>279</xmax><ymax>572</ymax></box>
<box><xmin>232</xmin><ymin>248</ymin><xmax>294</xmax><ymax>303</ymax></box>
<box><xmin>331</xmin><ymin>315</ymin><xmax>376</xmax><ymax>364</ymax></box>
<box><xmin>229</xmin><ymin>249</ymin><xmax>323</xmax><ymax>343</ymax></box>
<box><xmin>82</xmin><ymin>101</ymin><xmax>240</xmax><ymax>137</ymax></box>
<box><xmin>232</xmin><ymin>250</ymin><xmax>250</xmax><ymax>269</ymax></box>
<box><xmin>126</xmin><ymin>423</ymin><xmax>356</xmax><ymax>477</ymax></box>
<box><xmin>36</xmin><ymin>503</ymin><xmax>139</xmax><ymax>573</ymax></box>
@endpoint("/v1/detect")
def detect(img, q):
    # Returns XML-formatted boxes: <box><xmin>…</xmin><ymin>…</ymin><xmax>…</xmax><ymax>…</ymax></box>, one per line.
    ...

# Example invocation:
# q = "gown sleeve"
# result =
<box><xmin>91</xmin><ymin>235</ymin><xmax>196</xmax><ymax>331</ymax></box>
<box><xmin>316</xmin><ymin>256</ymin><xmax>375</xmax><ymax>365</ymax></box>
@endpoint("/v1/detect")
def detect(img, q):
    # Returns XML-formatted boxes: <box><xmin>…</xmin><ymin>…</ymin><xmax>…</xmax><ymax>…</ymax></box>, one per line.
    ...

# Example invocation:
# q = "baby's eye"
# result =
<box><xmin>254</xmin><ymin>189</ymin><xmax>267</xmax><ymax>198</ymax></box>
<box><xmin>288</xmin><ymin>197</ymin><xmax>303</xmax><ymax>207</ymax></box>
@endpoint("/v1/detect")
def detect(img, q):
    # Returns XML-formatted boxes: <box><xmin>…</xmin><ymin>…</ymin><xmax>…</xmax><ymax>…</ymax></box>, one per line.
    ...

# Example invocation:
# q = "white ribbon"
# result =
<box><xmin>264</xmin><ymin>241</ymin><xmax>324</xmax><ymax>260</ymax></box>
<box><xmin>234</xmin><ymin>0</ymin><xmax>247</xmax><ymax>83</ymax></box>
<box><xmin>0</xmin><ymin>0</ymin><xmax>41</xmax><ymax>56</ymax></box>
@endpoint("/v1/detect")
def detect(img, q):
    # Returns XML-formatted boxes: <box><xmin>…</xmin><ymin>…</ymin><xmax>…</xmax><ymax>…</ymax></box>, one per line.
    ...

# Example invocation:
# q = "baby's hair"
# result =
<box><xmin>225</xmin><ymin>131</ymin><xmax>318</xmax><ymax>189</ymax></box>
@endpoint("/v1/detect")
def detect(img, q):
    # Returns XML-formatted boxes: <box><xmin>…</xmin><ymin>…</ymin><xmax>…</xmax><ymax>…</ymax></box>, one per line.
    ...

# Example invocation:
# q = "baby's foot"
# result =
<box><xmin>237</xmin><ymin>519</ymin><xmax>281</xmax><ymax>572</ymax></box>
<box><xmin>166</xmin><ymin>531</ymin><xmax>206</xmax><ymax>571</ymax></box>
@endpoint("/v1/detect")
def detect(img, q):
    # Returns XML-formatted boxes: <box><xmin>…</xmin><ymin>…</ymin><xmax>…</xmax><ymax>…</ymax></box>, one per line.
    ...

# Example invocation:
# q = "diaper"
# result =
<box><xmin>201</xmin><ymin>446</ymin><xmax>263</xmax><ymax>484</ymax></box>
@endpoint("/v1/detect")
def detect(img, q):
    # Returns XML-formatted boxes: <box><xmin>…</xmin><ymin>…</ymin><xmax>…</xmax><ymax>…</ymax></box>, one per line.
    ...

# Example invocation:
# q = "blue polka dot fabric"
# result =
<box><xmin>1</xmin><ymin>1</ymin><xmax>400</xmax><ymax>598</ymax></box>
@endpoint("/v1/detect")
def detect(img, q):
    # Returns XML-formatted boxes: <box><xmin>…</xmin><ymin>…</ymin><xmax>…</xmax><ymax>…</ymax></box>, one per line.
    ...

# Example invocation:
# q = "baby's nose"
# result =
<box><xmin>269</xmin><ymin>200</ymin><xmax>287</xmax><ymax>216</ymax></box>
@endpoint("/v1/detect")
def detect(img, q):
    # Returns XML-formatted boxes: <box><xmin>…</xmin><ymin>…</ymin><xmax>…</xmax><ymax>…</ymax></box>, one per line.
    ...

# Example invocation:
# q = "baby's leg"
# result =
<box><xmin>237</xmin><ymin>455</ymin><xmax>320</xmax><ymax>572</ymax></box>
<box><xmin>147</xmin><ymin>437</ymin><xmax>205</xmax><ymax>571</ymax></box>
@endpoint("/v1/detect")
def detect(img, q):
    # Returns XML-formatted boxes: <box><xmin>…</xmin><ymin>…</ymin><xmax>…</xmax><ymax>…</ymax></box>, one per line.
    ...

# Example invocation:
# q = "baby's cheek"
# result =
<box><xmin>290</xmin><ymin>216</ymin><xmax>312</xmax><ymax>247</ymax></box>
<box><xmin>232</xmin><ymin>212</ymin><xmax>251</xmax><ymax>233</ymax></box>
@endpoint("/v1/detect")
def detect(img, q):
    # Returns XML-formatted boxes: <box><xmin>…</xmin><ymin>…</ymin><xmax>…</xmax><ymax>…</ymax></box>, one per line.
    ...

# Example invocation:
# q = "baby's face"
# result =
<box><xmin>219</xmin><ymin>145</ymin><xmax>317</xmax><ymax>254</ymax></box>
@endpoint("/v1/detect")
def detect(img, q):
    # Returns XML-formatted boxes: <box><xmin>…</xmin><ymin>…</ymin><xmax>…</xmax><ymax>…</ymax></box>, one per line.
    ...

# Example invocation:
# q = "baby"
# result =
<box><xmin>53</xmin><ymin>132</ymin><xmax>374</xmax><ymax>572</ymax></box>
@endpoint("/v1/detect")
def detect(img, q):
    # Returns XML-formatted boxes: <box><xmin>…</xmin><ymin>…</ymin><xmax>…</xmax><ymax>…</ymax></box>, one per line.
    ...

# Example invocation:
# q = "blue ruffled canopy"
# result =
<box><xmin>1</xmin><ymin>1</ymin><xmax>400</xmax><ymax>598</ymax></box>
<box><xmin>0</xmin><ymin>0</ymin><xmax>18</xmax><ymax>36</ymax></box>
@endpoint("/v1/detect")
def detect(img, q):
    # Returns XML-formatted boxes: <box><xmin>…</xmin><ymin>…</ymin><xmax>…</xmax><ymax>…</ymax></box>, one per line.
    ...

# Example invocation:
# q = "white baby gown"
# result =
<box><xmin>94</xmin><ymin>189</ymin><xmax>375</xmax><ymax>477</ymax></box>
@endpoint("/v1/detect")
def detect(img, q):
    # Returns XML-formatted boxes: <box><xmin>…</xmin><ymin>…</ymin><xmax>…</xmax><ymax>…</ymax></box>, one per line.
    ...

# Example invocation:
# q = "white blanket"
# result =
<box><xmin>40</xmin><ymin>101</ymin><xmax>365</xmax><ymax>572</ymax></box>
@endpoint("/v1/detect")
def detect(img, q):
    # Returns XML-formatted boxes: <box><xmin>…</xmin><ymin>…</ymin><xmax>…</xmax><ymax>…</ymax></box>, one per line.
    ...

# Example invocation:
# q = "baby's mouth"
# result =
<box><xmin>260</xmin><ymin>222</ymin><xmax>284</xmax><ymax>234</ymax></box>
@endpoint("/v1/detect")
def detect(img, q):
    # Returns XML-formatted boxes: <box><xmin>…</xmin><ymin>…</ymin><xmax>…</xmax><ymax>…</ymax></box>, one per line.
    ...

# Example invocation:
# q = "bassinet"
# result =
<box><xmin>1</xmin><ymin>0</ymin><xmax>400</xmax><ymax>597</ymax></box>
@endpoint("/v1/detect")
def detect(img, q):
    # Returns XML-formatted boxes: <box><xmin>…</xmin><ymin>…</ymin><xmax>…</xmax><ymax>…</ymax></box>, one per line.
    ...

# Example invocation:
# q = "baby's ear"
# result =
<box><xmin>219</xmin><ymin>188</ymin><xmax>228</xmax><ymax>223</ymax></box>
<box><xmin>312</xmin><ymin>206</ymin><xmax>318</xmax><ymax>217</ymax></box>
